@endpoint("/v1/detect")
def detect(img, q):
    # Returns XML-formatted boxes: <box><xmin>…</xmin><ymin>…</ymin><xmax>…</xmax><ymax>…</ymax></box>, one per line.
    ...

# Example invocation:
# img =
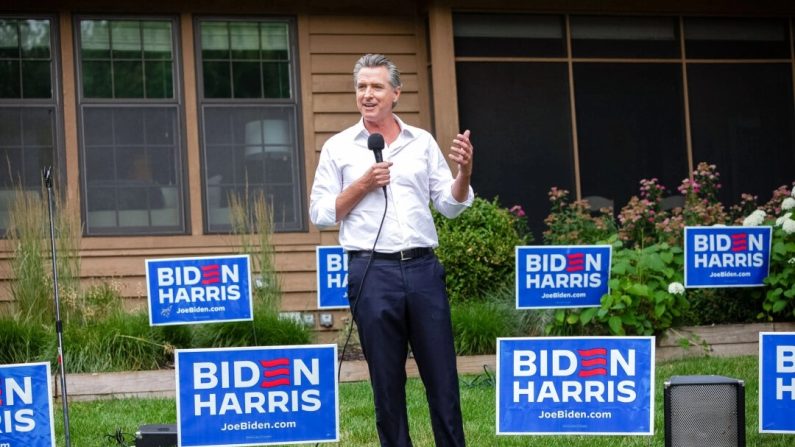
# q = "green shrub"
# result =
<box><xmin>0</xmin><ymin>317</ymin><xmax>49</xmax><ymax>364</ymax></box>
<box><xmin>433</xmin><ymin>197</ymin><xmax>528</xmax><ymax>303</ymax></box>
<box><xmin>761</xmin><ymin>186</ymin><xmax>795</xmax><ymax>319</ymax></box>
<box><xmin>56</xmin><ymin>311</ymin><xmax>177</xmax><ymax>373</ymax></box>
<box><xmin>546</xmin><ymin>237</ymin><xmax>688</xmax><ymax>336</ymax></box>
<box><xmin>450</xmin><ymin>284</ymin><xmax>547</xmax><ymax>355</ymax></box>
<box><xmin>451</xmin><ymin>300</ymin><xmax>519</xmax><ymax>355</ymax></box>
<box><xmin>192</xmin><ymin>312</ymin><xmax>311</xmax><ymax>348</ymax></box>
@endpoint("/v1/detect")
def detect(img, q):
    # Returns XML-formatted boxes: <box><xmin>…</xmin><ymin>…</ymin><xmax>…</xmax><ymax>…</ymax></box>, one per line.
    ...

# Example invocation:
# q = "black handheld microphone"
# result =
<box><xmin>367</xmin><ymin>133</ymin><xmax>387</xmax><ymax>196</ymax></box>
<box><xmin>368</xmin><ymin>133</ymin><xmax>384</xmax><ymax>162</ymax></box>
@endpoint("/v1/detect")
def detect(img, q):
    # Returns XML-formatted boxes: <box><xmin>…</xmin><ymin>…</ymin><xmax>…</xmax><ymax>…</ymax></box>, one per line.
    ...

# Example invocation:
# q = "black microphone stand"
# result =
<box><xmin>43</xmin><ymin>166</ymin><xmax>72</xmax><ymax>447</ymax></box>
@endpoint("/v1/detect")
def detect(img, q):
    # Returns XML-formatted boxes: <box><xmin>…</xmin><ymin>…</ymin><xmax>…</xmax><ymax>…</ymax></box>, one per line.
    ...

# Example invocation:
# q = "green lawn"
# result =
<box><xmin>54</xmin><ymin>355</ymin><xmax>793</xmax><ymax>446</ymax></box>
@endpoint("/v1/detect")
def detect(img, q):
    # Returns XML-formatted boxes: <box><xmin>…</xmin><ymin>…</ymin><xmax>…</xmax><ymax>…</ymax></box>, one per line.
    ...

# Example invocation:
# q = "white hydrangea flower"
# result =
<box><xmin>742</xmin><ymin>209</ymin><xmax>766</xmax><ymax>226</ymax></box>
<box><xmin>783</xmin><ymin>197</ymin><xmax>795</xmax><ymax>211</ymax></box>
<box><xmin>783</xmin><ymin>218</ymin><xmax>795</xmax><ymax>235</ymax></box>
<box><xmin>668</xmin><ymin>282</ymin><xmax>685</xmax><ymax>295</ymax></box>
<box><xmin>789</xmin><ymin>257</ymin><xmax>795</xmax><ymax>265</ymax></box>
<box><xmin>777</xmin><ymin>212</ymin><xmax>793</xmax><ymax>226</ymax></box>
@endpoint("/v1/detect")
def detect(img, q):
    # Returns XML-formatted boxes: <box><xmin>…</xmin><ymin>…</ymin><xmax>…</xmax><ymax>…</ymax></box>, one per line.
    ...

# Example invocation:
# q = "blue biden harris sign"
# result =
<box><xmin>759</xmin><ymin>332</ymin><xmax>795</xmax><ymax>433</ymax></box>
<box><xmin>516</xmin><ymin>245</ymin><xmax>612</xmax><ymax>309</ymax></box>
<box><xmin>146</xmin><ymin>255</ymin><xmax>253</xmax><ymax>326</ymax></box>
<box><xmin>0</xmin><ymin>362</ymin><xmax>55</xmax><ymax>447</ymax></box>
<box><xmin>175</xmin><ymin>345</ymin><xmax>339</xmax><ymax>447</ymax></box>
<box><xmin>316</xmin><ymin>246</ymin><xmax>348</xmax><ymax>309</ymax></box>
<box><xmin>684</xmin><ymin>226</ymin><xmax>771</xmax><ymax>288</ymax></box>
<box><xmin>497</xmin><ymin>337</ymin><xmax>654</xmax><ymax>435</ymax></box>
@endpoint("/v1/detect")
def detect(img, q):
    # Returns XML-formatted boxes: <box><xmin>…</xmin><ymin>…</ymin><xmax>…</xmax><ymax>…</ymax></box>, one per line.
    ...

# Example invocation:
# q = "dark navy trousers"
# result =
<box><xmin>348</xmin><ymin>252</ymin><xmax>465</xmax><ymax>447</ymax></box>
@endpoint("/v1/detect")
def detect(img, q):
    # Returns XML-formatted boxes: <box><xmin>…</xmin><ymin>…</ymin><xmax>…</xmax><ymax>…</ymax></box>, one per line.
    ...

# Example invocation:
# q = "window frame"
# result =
<box><xmin>0</xmin><ymin>14</ymin><xmax>63</xmax><ymax>236</ymax></box>
<box><xmin>194</xmin><ymin>15</ymin><xmax>306</xmax><ymax>234</ymax></box>
<box><xmin>74</xmin><ymin>14</ymin><xmax>188</xmax><ymax>236</ymax></box>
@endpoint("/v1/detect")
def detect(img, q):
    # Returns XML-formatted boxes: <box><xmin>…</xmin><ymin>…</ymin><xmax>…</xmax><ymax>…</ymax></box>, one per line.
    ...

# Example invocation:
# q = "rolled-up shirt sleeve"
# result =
<box><xmin>428</xmin><ymin>137</ymin><xmax>474</xmax><ymax>218</ymax></box>
<box><xmin>309</xmin><ymin>145</ymin><xmax>341</xmax><ymax>228</ymax></box>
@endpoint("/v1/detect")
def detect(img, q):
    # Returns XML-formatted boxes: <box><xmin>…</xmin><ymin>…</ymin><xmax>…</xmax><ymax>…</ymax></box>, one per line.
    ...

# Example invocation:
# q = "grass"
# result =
<box><xmin>53</xmin><ymin>355</ymin><xmax>793</xmax><ymax>446</ymax></box>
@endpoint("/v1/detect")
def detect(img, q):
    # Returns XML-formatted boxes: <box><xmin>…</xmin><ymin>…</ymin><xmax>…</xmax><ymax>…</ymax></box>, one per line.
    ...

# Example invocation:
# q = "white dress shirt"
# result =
<box><xmin>309</xmin><ymin>115</ymin><xmax>474</xmax><ymax>252</ymax></box>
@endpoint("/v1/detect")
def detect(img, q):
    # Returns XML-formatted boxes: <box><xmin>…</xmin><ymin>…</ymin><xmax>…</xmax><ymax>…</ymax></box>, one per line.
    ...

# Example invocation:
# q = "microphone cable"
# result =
<box><xmin>337</xmin><ymin>186</ymin><xmax>388</xmax><ymax>384</ymax></box>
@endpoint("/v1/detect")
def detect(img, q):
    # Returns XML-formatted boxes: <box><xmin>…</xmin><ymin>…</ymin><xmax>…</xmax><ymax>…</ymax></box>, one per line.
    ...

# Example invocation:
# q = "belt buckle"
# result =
<box><xmin>400</xmin><ymin>250</ymin><xmax>411</xmax><ymax>261</ymax></box>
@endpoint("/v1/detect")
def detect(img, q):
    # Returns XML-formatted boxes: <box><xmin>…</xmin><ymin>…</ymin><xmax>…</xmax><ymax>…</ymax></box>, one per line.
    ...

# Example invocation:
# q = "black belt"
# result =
<box><xmin>348</xmin><ymin>247</ymin><xmax>433</xmax><ymax>261</ymax></box>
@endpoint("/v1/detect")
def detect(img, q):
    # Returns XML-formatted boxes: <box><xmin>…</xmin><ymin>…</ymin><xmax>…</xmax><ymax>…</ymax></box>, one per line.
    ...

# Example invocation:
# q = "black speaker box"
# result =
<box><xmin>664</xmin><ymin>375</ymin><xmax>745</xmax><ymax>447</ymax></box>
<box><xmin>135</xmin><ymin>423</ymin><xmax>177</xmax><ymax>447</ymax></box>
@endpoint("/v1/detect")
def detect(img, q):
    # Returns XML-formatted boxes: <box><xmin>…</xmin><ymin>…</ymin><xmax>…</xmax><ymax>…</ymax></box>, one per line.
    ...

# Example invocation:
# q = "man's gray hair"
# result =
<box><xmin>352</xmin><ymin>53</ymin><xmax>402</xmax><ymax>90</ymax></box>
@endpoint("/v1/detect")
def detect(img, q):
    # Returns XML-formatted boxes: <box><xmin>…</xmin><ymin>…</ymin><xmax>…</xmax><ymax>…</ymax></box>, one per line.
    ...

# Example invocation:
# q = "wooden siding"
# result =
<box><xmin>0</xmin><ymin>4</ymin><xmax>431</xmax><ymax>335</ymax></box>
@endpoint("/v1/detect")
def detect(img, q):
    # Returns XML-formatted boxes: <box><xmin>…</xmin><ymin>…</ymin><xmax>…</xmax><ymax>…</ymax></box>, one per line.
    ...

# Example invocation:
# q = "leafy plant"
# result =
<box><xmin>451</xmin><ymin>300</ymin><xmax>517</xmax><ymax>355</ymax></box>
<box><xmin>0</xmin><ymin>316</ymin><xmax>49</xmax><ymax>364</ymax></box>
<box><xmin>450</xmin><ymin>285</ymin><xmax>541</xmax><ymax>355</ymax></box>
<box><xmin>192</xmin><ymin>312</ymin><xmax>311</xmax><ymax>348</ymax></box>
<box><xmin>56</xmin><ymin>311</ymin><xmax>178</xmax><ymax>373</ymax></box>
<box><xmin>760</xmin><ymin>187</ymin><xmax>795</xmax><ymax>319</ymax></box>
<box><xmin>433</xmin><ymin>197</ymin><xmax>529</xmax><ymax>303</ymax></box>
<box><xmin>546</xmin><ymin>237</ymin><xmax>688</xmax><ymax>336</ymax></box>
<box><xmin>543</xmin><ymin>187</ymin><xmax>615</xmax><ymax>245</ymax></box>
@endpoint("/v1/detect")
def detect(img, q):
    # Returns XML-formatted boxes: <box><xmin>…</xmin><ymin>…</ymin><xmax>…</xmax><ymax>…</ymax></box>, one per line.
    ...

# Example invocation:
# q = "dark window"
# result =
<box><xmin>571</xmin><ymin>15</ymin><xmax>680</xmax><ymax>58</ymax></box>
<box><xmin>684</xmin><ymin>17</ymin><xmax>790</xmax><ymax>59</ymax></box>
<box><xmin>456</xmin><ymin>62</ymin><xmax>575</xmax><ymax>238</ymax></box>
<box><xmin>200</xmin><ymin>21</ymin><xmax>291</xmax><ymax>99</ymax></box>
<box><xmin>80</xmin><ymin>19</ymin><xmax>174</xmax><ymax>99</ymax></box>
<box><xmin>453</xmin><ymin>13</ymin><xmax>566</xmax><ymax>58</ymax></box>
<box><xmin>688</xmin><ymin>63</ymin><xmax>795</xmax><ymax>203</ymax></box>
<box><xmin>0</xmin><ymin>18</ymin><xmax>56</xmax><ymax>234</ymax></box>
<box><xmin>77</xmin><ymin>17</ymin><xmax>185</xmax><ymax>235</ymax></box>
<box><xmin>198</xmin><ymin>18</ymin><xmax>303</xmax><ymax>233</ymax></box>
<box><xmin>575</xmin><ymin>63</ymin><xmax>688</xmax><ymax>208</ymax></box>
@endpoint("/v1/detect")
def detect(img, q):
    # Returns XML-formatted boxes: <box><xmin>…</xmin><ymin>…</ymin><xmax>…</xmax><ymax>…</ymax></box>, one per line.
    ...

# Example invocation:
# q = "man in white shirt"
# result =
<box><xmin>309</xmin><ymin>54</ymin><xmax>474</xmax><ymax>446</ymax></box>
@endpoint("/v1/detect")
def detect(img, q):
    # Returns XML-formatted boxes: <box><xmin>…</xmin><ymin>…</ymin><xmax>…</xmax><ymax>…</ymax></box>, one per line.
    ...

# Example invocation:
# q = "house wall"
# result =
<box><xmin>0</xmin><ymin>1</ymin><xmax>429</xmax><ymax>339</ymax></box>
<box><xmin>2</xmin><ymin>0</ymin><xmax>794</xmax><ymax>338</ymax></box>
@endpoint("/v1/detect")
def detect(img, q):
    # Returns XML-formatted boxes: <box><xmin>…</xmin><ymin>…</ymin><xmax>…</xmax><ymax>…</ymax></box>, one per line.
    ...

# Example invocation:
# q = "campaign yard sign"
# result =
<box><xmin>0</xmin><ymin>362</ymin><xmax>55</xmax><ymax>447</ymax></box>
<box><xmin>516</xmin><ymin>245</ymin><xmax>612</xmax><ymax>309</ymax></box>
<box><xmin>175</xmin><ymin>345</ymin><xmax>339</xmax><ymax>447</ymax></box>
<box><xmin>316</xmin><ymin>246</ymin><xmax>348</xmax><ymax>309</ymax></box>
<box><xmin>497</xmin><ymin>337</ymin><xmax>654</xmax><ymax>435</ymax></box>
<box><xmin>146</xmin><ymin>255</ymin><xmax>253</xmax><ymax>326</ymax></box>
<box><xmin>759</xmin><ymin>332</ymin><xmax>795</xmax><ymax>433</ymax></box>
<box><xmin>684</xmin><ymin>226</ymin><xmax>772</xmax><ymax>288</ymax></box>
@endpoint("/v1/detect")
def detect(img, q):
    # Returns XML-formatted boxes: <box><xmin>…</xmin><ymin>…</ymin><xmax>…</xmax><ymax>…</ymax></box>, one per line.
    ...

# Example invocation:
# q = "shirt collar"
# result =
<box><xmin>353</xmin><ymin>114</ymin><xmax>418</xmax><ymax>146</ymax></box>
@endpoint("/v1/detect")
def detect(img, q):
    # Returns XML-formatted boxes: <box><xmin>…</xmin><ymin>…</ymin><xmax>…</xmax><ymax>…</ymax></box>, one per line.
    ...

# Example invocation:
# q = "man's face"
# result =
<box><xmin>356</xmin><ymin>66</ymin><xmax>400</xmax><ymax>125</ymax></box>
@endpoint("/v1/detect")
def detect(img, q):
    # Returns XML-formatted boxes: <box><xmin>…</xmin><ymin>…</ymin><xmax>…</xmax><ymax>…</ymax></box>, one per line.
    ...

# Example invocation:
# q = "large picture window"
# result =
<box><xmin>197</xmin><ymin>18</ymin><xmax>303</xmax><ymax>233</ymax></box>
<box><xmin>0</xmin><ymin>17</ymin><xmax>57</xmax><ymax>234</ymax></box>
<box><xmin>76</xmin><ymin>17</ymin><xmax>184</xmax><ymax>235</ymax></box>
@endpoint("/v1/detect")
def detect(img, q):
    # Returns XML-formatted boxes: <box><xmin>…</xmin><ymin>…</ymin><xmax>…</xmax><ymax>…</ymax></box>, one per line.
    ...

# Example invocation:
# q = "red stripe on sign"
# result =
<box><xmin>264</xmin><ymin>368</ymin><xmax>290</xmax><ymax>378</ymax></box>
<box><xmin>580</xmin><ymin>358</ymin><xmax>607</xmax><ymax>367</ymax></box>
<box><xmin>260</xmin><ymin>358</ymin><xmax>290</xmax><ymax>368</ymax></box>
<box><xmin>578</xmin><ymin>348</ymin><xmax>607</xmax><ymax>357</ymax></box>
<box><xmin>261</xmin><ymin>378</ymin><xmax>291</xmax><ymax>388</ymax></box>
<box><xmin>730</xmin><ymin>234</ymin><xmax>746</xmax><ymax>239</ymax></box>
<box><xmin>578</xmin><ymin>368</ymin><xmax>607</xmax><ymax>377</ymax></box>
<box><xmin>731</xmin><ymin>245</ymin><xmax>747</xmax><ymax>252</ymax></box>
<box><xmin>201</xmin><ymin>265</ymin><xmax>220</xmax><ymax>271</ymax></box>
<box><xmin>201</xmin><ymin>279</ymin><xmax>220</xmax><ymax>285</ymax></box>
<box><xmin>568</xmin><ymin>253</ymin><xmax>584</xmax><ymax>259</ymax></box>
